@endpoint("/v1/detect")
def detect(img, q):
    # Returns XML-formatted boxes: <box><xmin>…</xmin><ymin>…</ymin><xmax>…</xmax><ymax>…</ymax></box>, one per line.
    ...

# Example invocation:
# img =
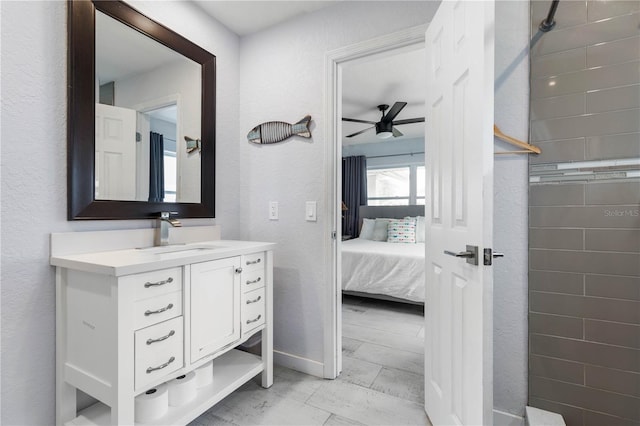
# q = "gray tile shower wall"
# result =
<box><xmin>528</xmin><ymin>2</ymin><xmax>640</xmax><ymax>425</ymax></box>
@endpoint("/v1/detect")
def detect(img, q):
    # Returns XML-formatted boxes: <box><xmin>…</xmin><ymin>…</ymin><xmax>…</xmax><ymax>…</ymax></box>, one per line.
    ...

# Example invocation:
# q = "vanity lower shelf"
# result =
<box><xmin>67</xmin><ymin>350</ymin><xmax>263</xmax><ymax>426</ymax></box>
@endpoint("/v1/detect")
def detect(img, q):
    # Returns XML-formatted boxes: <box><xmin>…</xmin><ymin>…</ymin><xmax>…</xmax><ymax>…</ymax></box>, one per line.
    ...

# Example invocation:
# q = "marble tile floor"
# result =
<box><xmin>190</xmin><ymin>295</ymin><xmax>430</xmax><ymax>426</ymax></box>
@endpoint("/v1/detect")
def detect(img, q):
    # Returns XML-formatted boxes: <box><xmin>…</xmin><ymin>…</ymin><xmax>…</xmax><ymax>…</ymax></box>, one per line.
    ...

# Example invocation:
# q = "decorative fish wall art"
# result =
<box><xmin>247</xmin><ymin>115</ymin><xmax>312</xmax><ymax>144</ymax></box>
<box><xmin>184</xmin><ymin>136</ymin><xmax>201</xmax><ymax>154</ymax></box>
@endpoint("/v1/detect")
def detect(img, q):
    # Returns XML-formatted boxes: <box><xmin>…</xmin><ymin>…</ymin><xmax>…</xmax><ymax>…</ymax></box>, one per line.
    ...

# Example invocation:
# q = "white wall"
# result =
<box><xmin>238</xmin><ymin>1</ymin><xmax>440</xmax><ymax>368</ymax></box>
<box><xmin>493</xmin><ymin>0</ymin><xmax>530</xmax><ymax>422</ymax></box>
<box><xmin>0</xmin><ymin>1</ymin><xmax>240</xmax><ymax>424</ymax></box>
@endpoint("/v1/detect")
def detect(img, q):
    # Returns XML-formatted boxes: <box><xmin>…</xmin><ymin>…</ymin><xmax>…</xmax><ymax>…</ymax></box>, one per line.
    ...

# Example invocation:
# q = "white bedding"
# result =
<box><xmin>341</xmin><ymin>238</ymin><xmax>425</xmax><ymax>302</ymax></box>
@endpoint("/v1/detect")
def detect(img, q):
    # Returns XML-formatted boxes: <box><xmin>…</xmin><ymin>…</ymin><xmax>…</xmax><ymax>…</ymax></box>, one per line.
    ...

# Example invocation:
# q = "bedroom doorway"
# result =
<box><xmin>338</xmin><ymin>43</ymin><xmax>428</xmax><ymax>404</ymax></box>
<box><xmin>325</xmin><ymin>2</ymin><xmax>496</xmax><ymax>422</ymax></box>
<box><xmin>322</xmin><ymin>23</ymin><xmax>427</xmax><ymax>380</ymax></box>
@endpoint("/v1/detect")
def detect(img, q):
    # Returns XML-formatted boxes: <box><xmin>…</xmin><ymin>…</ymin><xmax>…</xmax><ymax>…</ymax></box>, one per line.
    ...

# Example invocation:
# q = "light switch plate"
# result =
<box><xmin>269</xmin><ymin>201</ymin><xmax>278</xmax><ymax>220</ymax></box>
<box><xmin>305</xmin><ymin>201</ymin><xmax>317</xmax><ymax>222</ymax></box>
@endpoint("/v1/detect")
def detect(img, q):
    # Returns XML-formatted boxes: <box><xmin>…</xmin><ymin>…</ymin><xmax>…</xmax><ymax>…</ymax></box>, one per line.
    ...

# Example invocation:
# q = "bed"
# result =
<box><xmin>341</xmin><ymin>205</ymin><xmax>426</xmax><ymax>304</ymax></box>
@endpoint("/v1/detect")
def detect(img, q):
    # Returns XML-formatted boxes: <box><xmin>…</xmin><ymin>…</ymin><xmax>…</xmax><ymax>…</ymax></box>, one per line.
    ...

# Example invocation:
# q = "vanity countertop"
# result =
<box><xmin>50</xmin><ymin>240</ymin><xmax>276</xmax><ymax>276</ymax></box>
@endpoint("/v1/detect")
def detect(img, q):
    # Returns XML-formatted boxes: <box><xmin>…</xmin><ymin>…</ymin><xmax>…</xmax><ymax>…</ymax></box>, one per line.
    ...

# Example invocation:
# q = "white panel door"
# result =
<box><xmin>190</xmin><ymin>257</ymin><xmax>241</xmax><ymax>363</ymax></box>
<box><xmin>135</xmin><ymin>111</ymin><xmax>150</xmax><ymax>202</ymax></box>
<box><xmin>95</xmin><ymin>103</ymin><xmax>137</xmax><ymax>200</ymax></box>
<box><xmin>424</xmin><ymin>1</ymin><xmax>494</xmax><ymax>425</ymax></box>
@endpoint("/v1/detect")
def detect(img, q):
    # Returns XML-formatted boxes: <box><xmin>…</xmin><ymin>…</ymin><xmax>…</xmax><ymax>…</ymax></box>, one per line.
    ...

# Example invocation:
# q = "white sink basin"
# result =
<box><xmin>137</xmin><ymin>244</ymin><xmax>226</xmax><ymax>255</ymax></box>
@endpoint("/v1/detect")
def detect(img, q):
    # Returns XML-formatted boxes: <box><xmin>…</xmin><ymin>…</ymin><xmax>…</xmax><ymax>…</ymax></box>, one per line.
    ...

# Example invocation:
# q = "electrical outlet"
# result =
<box><xmin>269</xmin><ymin>201</ymin><xmax>278</xmax><ymax>220</ymax></box>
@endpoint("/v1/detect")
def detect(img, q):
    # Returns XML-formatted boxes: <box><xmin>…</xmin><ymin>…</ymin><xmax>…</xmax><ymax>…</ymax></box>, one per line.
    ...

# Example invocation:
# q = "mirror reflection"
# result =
<box><xmin>95</xmin><ymin>10</ymin><xmax>201</xmax><ymax>203</ymax></box>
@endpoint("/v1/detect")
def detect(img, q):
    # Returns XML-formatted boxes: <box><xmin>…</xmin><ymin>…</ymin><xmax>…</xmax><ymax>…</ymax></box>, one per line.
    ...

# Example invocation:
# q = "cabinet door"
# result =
<box><xmin>190</xmin><ymin>257</ymin><xmax>241</xmax><ymax>363</ymax></box>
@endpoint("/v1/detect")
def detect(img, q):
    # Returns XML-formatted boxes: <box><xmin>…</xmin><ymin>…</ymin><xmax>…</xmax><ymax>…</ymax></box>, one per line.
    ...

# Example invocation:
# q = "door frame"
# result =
<box><xmin>323</xmin><ymin>24</ymin><xmax>428</xmax><ymax>379</ymax></box>
<box><xmin>132</xmin><ymin>94</ymin><xmax>182</xmax><ymax>202</ymax></box>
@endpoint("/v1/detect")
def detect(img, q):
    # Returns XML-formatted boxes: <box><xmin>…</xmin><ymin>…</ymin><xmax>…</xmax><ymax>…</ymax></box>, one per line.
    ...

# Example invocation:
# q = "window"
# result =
<box><xmin>416</xmin><ymin>166</ymin><xmax>425</xmax><ymax>205</ymax></box>
<box><xmin>164</xmin><ymin>151</ymin><xmax>177</xmax><ymax>202</ymax></box>
<box><xmin>367</xmin><ymin>165</ymin><xmax>425</xmax><ymax>206</ymax></box>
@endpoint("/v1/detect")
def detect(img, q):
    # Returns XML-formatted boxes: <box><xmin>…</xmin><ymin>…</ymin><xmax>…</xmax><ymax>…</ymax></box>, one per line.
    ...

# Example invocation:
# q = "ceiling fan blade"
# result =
<box><xmin>342</xmin><ymin>117</ymin><xmax>377</xmax><ymax>125</ymax></box>
<box><xmin>345</xmin><ymin>126</ymin><xmax>374</xmax><ymax>138</ymax></box>
<box><xmin>382</xmin><ymin>102</ymin><xmax>407</xmax><ymax>123</ymax></box>
<box><xmin>392</xmin><ymin>127</ymin><xmax>403</xmax><ymax>137</ymax></box>
<box><xmin>393</xmin><ymin>117</ymin><xmax>425</xmax><ymax>125</ymax></box>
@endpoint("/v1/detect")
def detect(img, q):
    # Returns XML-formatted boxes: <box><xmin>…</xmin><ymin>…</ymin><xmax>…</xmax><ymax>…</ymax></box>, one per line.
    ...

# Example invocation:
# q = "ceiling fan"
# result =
<box><xmin>342</xmin><ymin>102</ymin><xmax>425</xmax><ymax>139</ymax></box>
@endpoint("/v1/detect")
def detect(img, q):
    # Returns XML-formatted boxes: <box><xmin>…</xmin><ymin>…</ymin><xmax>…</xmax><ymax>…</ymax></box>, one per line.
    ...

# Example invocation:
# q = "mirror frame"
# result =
<box><xmin>68</xmin><ymin>0</ymin><xmax>216</xmax><ymax>220</ymax></box>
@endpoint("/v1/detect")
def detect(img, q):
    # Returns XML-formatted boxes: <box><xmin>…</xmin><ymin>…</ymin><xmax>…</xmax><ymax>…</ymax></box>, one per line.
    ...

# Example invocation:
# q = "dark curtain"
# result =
<box><xmin>342</xmin><ymin>155</ymin><xmax>367</xmax><ymax>237</ymax></box>
<box><xmin>148</xmin><ymin>131</ymin><xmax>165</xmax><ymax>202</ymax></box>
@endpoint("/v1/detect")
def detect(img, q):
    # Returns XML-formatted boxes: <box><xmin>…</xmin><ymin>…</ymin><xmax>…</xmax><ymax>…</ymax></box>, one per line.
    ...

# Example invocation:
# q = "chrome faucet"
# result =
<box><xmin>155</xmin><ymin>212</ymin><xmax>182</xmax><ymax>246</ymax></box>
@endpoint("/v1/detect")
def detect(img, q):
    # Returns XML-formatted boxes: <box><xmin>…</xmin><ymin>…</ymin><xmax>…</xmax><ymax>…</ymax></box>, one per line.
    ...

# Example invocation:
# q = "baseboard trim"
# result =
<box><xmin>273</xmin><ymin>350</ymin><xmax>324</xmax><ymax>378</ymax></box>
<box><xmin>494</xmin><ymin>409</ymin><xmax>525</xmax><ymax>426</ymax></box>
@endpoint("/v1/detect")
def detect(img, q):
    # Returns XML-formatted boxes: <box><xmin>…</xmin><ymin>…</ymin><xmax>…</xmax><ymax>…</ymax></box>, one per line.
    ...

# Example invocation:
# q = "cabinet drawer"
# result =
<box><xmin>241</xmin><ymin>252</ymin><xmax>264</xmax><ymax>271</ymax></box>
<box><xmin>124</xmin><ymin>267</ymin><xmax>182</xmax><ymax>301</ymax></box>
<box><xmin>135</xmin><ymin>317</ymin><xmax>183</xmax><ymax>390</ymax></box>
<box><xmin>134</xmin><ymin>291</ymin><xmax>182</xmax><ymax>330</ymax></box>
<box><xmin>242</xmin><ymin>268</ymin><xmax>265</xmax><ymax>293</ymax></box>
<box><xmin>242</xmin><ymin>287</ymin><xmax>265</xmax><ymax>335</ymax></box>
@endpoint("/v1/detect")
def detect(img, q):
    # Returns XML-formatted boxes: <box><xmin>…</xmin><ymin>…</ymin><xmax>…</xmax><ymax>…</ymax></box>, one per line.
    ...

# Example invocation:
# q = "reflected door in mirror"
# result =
<box><xmin>95</xmin><ymin>103</ymin><xmax>136</xmax><ymax>200</ymax></box>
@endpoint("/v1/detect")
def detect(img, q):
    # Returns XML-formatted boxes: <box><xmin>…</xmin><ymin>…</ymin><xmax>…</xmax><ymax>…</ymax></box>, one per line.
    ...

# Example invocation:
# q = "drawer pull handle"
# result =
<box><xmin>246</xmin><ymin>259</ymin><xmax>261</xmax><ymax>265</ymax></box>
<box><xmin>146</xmin><ymin>330</ymin><xmax>175</xmax><ymax>345</ymax></box>
<box><xmin>246</xmin><ymin>296</ymin><xmax>262</xmax><ymax>304</ymax></box>
<box><xmin>246</xmin><ymin>277</ymin><xmax>262</xmax><ymax>285</ymax></box>
<box><xmin>246</xmin><ymin>314</ymin><xmax>262</xmax><ymax>324</ymax></box>
<box><xmin>144</xmin><ymin>303</ymin><xmax>174</xmax><ymax>316</ymax></box>
<box><xmin>146</xmin><ymin>356</ymin><xmax>175</xmax><ymax>374</ymax></box>
<box><xmin>235</xmin><ymin>267</ymin><xmax>243</xmax><ymax>274</ymax></box>
<box><xmin>144</xmin><ymin>277</ymin><xmax>174</xmax><ymax>288</ymax></box>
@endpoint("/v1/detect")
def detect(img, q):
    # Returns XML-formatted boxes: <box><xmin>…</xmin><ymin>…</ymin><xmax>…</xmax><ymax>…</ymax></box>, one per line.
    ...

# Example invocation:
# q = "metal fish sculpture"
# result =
<box><xmin>184</xmin><ymin>136</ymin><xmax>201</xmax><ymax>154</ymax></box>
<box><xmin>247</xmin><ymin>115</ymin><xmax>312</xmax><ymax>144</ymax></box>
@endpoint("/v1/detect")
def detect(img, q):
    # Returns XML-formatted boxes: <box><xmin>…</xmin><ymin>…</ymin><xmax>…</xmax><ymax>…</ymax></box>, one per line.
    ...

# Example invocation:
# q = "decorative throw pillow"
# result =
<box><xmin>387</xmin><ymin>218</ymin><xmax>417</xmax><ymax>243</ymax></box>
<box><xmin>359</xmin><ymin>218</ymin><xmax>375</xmax><ymax>240</ymax></box>
<box><xmin>371</xmin><ymin>218</ymin><xmax>391</xmax><ymax>241</ymax></box>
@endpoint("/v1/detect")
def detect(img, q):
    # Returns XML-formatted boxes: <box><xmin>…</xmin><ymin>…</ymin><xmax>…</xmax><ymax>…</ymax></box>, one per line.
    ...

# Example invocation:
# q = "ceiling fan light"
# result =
<box><xmin>375</xmin><ymin>120</ymin><xmax>394</xmax><ymax>139</ymax></box>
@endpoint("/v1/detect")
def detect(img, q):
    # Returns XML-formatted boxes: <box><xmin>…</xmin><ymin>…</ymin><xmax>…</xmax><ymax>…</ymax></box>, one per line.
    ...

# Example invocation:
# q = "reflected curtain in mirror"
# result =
<box><xmin>342</xmin><ymin>156</ymin><xmax>367</xmax><ymax>238</ymax></box>
<box><xmin>148</xmin><ymin>132</ymin><xmax>165</xmax><ymax>202</ymax></box>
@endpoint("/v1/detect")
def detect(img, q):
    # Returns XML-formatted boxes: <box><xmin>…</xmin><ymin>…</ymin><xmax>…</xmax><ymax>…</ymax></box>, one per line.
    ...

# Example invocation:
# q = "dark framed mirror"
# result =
<box><xmin>68</xmin><ymin>0</ymin><xmax>215</xmax><ymax>219</ymax></box>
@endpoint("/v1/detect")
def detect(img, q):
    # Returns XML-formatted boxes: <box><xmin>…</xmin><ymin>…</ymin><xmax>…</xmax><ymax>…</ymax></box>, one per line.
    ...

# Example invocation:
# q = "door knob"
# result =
<box><xmin>444</xmin><ymin>245</ymin><xmax>478</xmax><ymax>265</ymax></box>
<box><xmin>483</xmin><ymin>248</ymin><xmax>504</xmax><ymax>265</ymax></box>
<box><xmin>444</xmin><ymin>250</ymin><xmax>475</xmax><ymax>258</ymax></box>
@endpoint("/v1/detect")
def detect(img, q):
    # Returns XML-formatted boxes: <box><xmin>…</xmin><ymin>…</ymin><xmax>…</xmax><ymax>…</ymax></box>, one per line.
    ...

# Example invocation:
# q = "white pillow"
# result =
<box><xmin>415</xmin><ymin>216</ymin><xmax>426</xmax><ymax>243</ymax></box>
<box><xmin>388</xmin><ymin>218</ymin><xmax>417</xmax><ymax>243</ymax></box>
<box><xmin>359</xmin><ymin>218</ymin><xmax>375</xmax><ymax>240</ymax></box>
<box><xmin>372</xmin><ymin>218</ymin><xmax>391</xmax><ymax>241</ymax></box>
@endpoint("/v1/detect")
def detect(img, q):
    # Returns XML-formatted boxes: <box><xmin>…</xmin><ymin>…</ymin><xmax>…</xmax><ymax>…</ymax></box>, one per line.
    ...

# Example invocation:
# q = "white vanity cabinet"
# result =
<box><xmin>51</xmin><ymin>232</ymin><xmax>274</xmax><ymax>426</ymax></box>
